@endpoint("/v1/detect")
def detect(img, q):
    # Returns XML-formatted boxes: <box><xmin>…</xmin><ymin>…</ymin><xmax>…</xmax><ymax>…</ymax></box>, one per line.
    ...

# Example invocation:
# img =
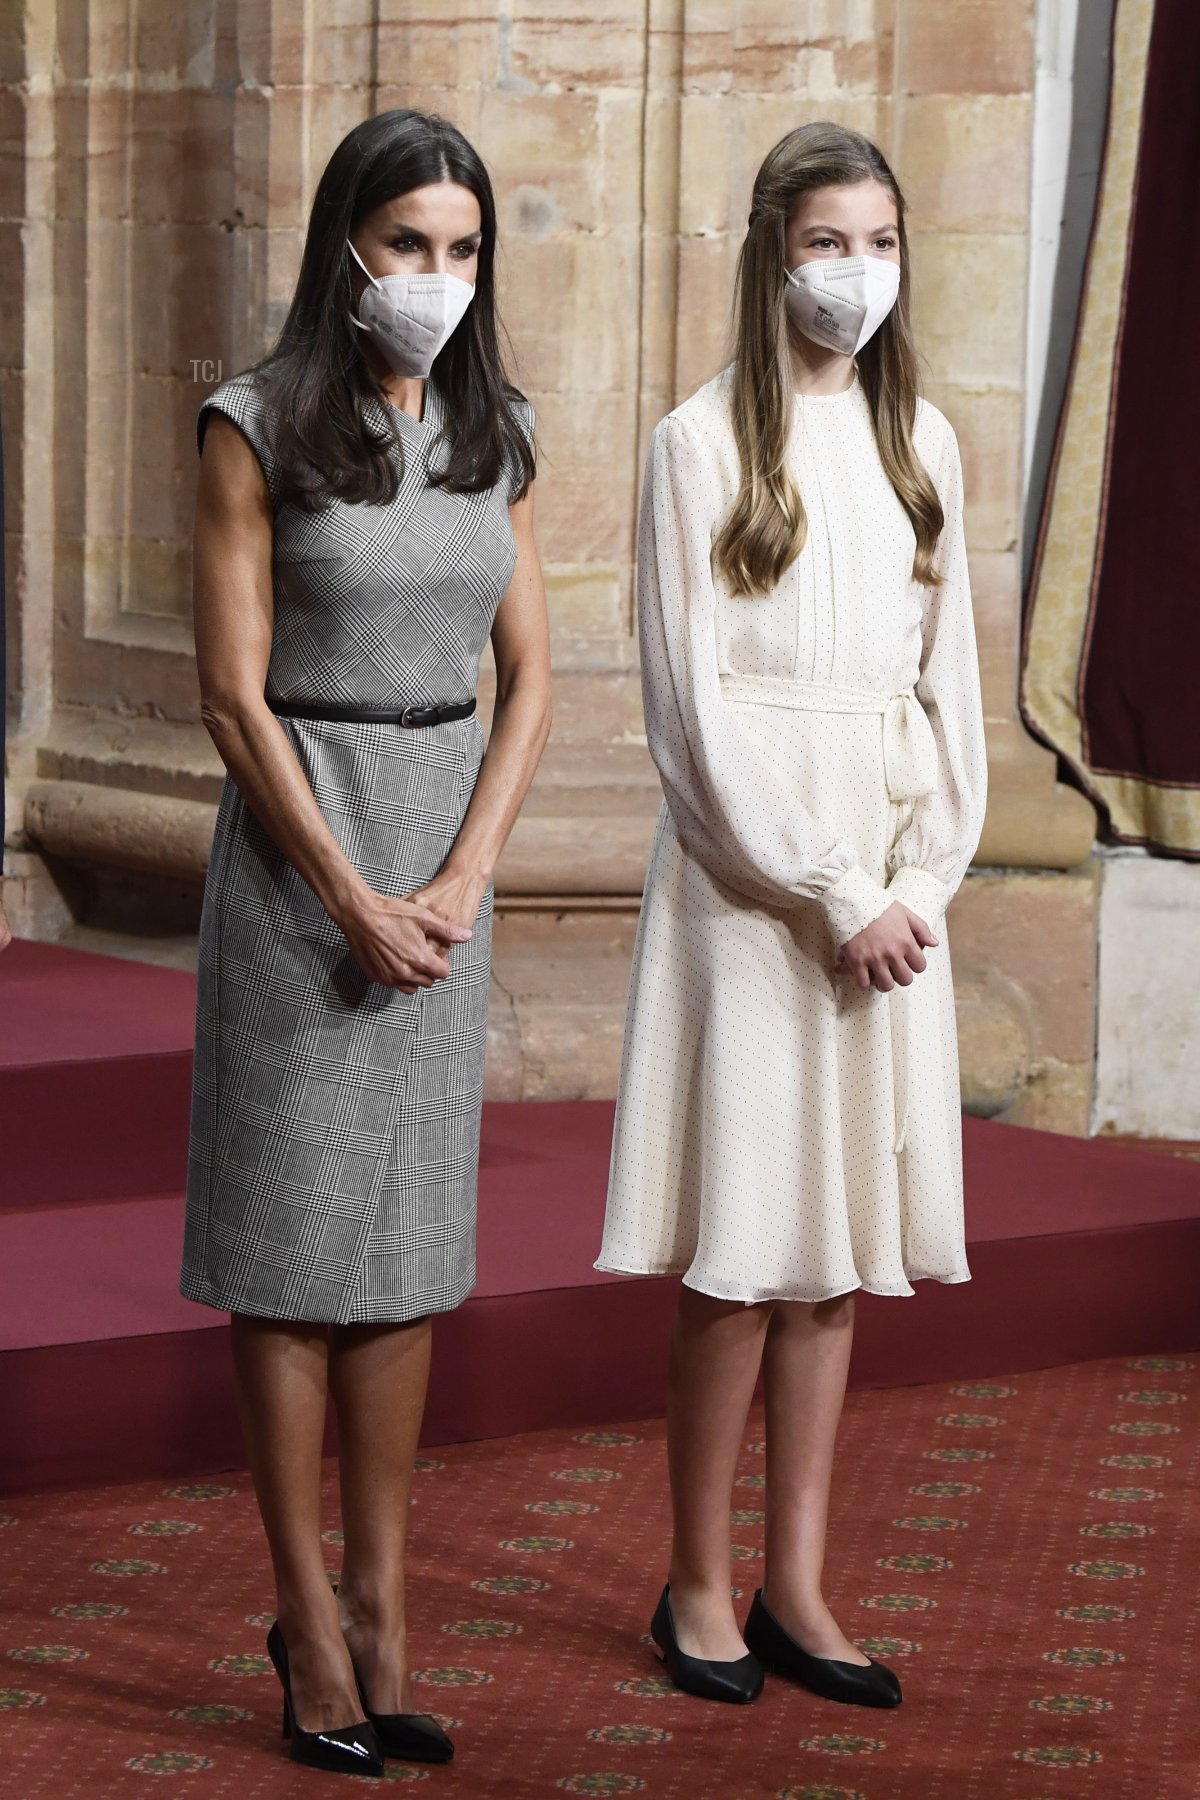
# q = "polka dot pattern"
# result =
<box><xmin>597</xmin><ymin>368</ymin><xmax>987</xmax><ymax>1303</ymax></box>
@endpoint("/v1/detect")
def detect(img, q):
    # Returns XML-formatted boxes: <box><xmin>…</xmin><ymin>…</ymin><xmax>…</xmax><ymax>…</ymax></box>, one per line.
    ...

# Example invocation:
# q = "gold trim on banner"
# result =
<box><xmin>1021</xmin><ymin>0</ymin><xmax>1199</xmax><ymax>856</ymax></box>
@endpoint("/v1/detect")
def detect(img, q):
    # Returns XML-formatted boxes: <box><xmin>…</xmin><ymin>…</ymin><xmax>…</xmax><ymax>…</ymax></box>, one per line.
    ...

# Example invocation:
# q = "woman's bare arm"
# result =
<box><xmin>410</xmin><ymin>481</ymin><xmax>553</xmax><ymax>929</ymax></box>
<box><xmin>193</xmin><ymin>413</ymin><xmax>469</xmax><ymax>989</ymax></box>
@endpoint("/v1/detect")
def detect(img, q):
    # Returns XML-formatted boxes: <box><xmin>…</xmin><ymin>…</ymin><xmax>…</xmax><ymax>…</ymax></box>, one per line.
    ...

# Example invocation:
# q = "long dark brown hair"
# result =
<box><xmin>713</xmin><ymin>122</ymin><xmax>944</xmax><ymax>596</ymax></box>
<box><xmin>250</xmin><ymin>109</ymin><xmax>534</xmax><ymax>511</ymax></box>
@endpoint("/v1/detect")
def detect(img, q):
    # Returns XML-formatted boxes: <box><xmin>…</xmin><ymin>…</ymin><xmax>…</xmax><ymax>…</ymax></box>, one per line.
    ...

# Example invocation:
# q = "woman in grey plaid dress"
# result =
<box><xmin>181</xmin><ymin>111</ymin><xmax>550</xmax><ymax>1776</ymax></box>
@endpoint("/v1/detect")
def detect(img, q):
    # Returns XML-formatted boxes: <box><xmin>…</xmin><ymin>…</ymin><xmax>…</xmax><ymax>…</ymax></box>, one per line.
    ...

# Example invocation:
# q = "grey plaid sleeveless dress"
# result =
<box><xmin>180</xmin><ymin>369</ymin><xmax>533</xmax><ymax>1323</ymax></box>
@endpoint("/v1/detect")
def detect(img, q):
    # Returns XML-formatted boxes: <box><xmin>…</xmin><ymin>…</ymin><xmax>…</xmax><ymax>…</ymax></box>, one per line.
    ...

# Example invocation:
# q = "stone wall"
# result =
<box><xmin>3</xmin><ymin>0</ymin><xmax>1100</xmax><ymax>1129</ymax></box>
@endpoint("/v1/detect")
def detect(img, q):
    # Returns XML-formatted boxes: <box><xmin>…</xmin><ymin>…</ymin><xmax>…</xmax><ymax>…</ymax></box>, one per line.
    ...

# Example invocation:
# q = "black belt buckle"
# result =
<box><xmin>266</xmin><ymin>695</ymin><xmax>473</xmax><ymax>727</ymax></box>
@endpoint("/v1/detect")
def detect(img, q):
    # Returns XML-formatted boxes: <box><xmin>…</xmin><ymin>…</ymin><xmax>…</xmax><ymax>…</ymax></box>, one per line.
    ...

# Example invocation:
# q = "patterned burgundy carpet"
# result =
<box><xmin>2</xmin><ymin>1352</ymin><xmax>1196</xmax><ymax>1798</ymax></box>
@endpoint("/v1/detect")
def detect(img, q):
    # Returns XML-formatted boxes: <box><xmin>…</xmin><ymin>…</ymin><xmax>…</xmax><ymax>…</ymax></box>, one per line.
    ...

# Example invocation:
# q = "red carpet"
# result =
<box><xmin>0</xmin><ymin>1352</ymin><xmax>1196</xmax><ymax>1797</ymax></box>
<box><xmin>4</xmin><ymin>937</ymin><xmax>1200</xmax><ymax>1493</ymax></box>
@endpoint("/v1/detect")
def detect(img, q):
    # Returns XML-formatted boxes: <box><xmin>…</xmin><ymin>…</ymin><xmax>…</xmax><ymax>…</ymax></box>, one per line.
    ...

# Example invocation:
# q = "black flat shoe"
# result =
<box><xmin>266</xmin><ymin>1621</ymin><xmax>385</xmax><ymax>1777</ymax></box>
<box><xmin>649</xmin><ymin>1585</ymin><xmax>764</xmax><ymax>1705</ymax></box>
<box><xmin>744</xmin><ymin>1589</ymin><xmax>902</xmax><ymax>1709</ymax></box>
<box><xmin>354</xmin><ymin>1676</ymin><xmax>455</xmax><ymax>1765</ymax></box>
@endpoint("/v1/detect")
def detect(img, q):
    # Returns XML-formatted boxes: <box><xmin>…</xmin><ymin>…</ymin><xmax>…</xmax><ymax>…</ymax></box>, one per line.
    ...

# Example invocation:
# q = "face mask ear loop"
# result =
<box><xmin>346</xmin><ymin>238</ymin><xmax>381</xmax><ymax>286</ymax></box>
<box><xmin>346</xmin><ymin>238</ymin><xmax>381</xmax><ymax>333</ymax></box>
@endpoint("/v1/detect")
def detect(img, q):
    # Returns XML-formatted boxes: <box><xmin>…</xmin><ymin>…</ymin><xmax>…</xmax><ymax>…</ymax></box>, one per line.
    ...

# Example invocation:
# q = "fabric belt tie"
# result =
<box><xmin>723</xmin><ymin>673</ymin><xmax>929</xmax><ymax>1155</ymax></box>
<box><xmin>267</xmin><ymin>695</ymin><xmax>477</xmax><ymax>729</ymax></box>
<box><xmin>718</xmin><ymin>674</ymin><xmax>939</xmax><ymax>803</ymax></box>
<box><xmin>890</xmin><ymin>992</ymin><xmax>909</xmax><ymax>1157</ymax></box>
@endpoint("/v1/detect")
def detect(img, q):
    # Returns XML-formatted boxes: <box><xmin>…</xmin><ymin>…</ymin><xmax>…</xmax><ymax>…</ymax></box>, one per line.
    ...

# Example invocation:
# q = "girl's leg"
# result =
<box><xmin>328</xmin><ymin>1316</ymin><xmax>432</xmax><ymax>1713</ymax></box>
<box><xmin>760</xmin><ymin>1292</ymin><xmax>869</xmax><ymax>1663</ymax></box>
<box><xmin>229</xmin><ymin>1314</ymin><xmax>363</xmax><ymax>1730</ymax></box>
<box><xmin>665</xmin><ymin>1285</ymin><xmax>775</xmax><ymax>1660</ymax></box>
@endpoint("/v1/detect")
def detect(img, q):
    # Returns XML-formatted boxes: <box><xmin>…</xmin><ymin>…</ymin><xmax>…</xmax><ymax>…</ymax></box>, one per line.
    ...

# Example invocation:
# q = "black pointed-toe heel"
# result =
<box><xmin>266</xmin><ymin>1621</ymin><xmax>385</xmax><ymax>1777</ymax></box>
<box><xmin>329</xmin><ymin>1584</ymin><xmax>455</xmax><ymax>1765</ymax></box>
<box><xmin>649</xmin><ymin>1585</ymin><xmax>764</xmax><ymax>1705</ymax></box>
<box><xmin>353</xmin><ymin>1675</ymin><xmax>455</xmax><ymax>1765</ymax></box>
<box><xmin>744</xmin><ymin>1589</ymin><xmax>902</xmax><ymax>1708</ymax></box>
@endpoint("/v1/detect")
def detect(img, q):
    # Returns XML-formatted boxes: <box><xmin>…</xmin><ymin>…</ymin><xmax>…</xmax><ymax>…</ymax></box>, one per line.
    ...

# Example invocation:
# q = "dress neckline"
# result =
<box><xmin>375</xmin><ymin>377</ymin><xmax>446</xmax><ymax>437</ymax></box>
<box><xmin>793</xmin><ymin>369</ymin><xmax>861</xmax><ymax>406</ymax></box>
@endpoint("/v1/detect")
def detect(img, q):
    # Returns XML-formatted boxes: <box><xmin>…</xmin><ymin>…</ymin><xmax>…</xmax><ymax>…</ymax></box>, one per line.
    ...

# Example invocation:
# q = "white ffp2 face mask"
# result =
<box><xmin>784</xmin><ymin>253</ymin><xmax>901</xmax><ymax>357</ymax></box>
<box><xmin>346</xmin><ymin>239</ymin><xmax>475</xmax><ymax>378</ymax></box>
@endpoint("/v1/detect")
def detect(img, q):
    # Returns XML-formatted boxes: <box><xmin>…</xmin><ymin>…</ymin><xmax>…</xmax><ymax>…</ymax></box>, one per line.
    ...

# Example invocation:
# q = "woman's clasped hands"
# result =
<box><xmin>336</xmin><ymin>867</ymin><xmax>487</xmax><ymax>994</ymax></box>
<box><xmin>834</xmin><ymin>900</ymin><xmax>938</xmax><ymax>994</ymax></box>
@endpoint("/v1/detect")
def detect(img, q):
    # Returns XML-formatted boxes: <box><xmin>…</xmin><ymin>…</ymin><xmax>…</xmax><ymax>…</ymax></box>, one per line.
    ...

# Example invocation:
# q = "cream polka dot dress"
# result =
<box><xmin>596</xmin><ymin>367</ymin><xmax>988</xmax><ymax>1303</ymax></box>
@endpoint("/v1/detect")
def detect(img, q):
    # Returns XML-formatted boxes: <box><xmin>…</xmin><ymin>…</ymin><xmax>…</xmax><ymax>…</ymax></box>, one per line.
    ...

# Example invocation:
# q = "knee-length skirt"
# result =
<box><xmin>597</xmin><ymin>704</ymin><xmax>971</xmax><ymax>1304</ymax></box>
<box><xmin>181</xmin><ymin>713</ymin><xmax>490</xmax><ymax>1324</ymax></box>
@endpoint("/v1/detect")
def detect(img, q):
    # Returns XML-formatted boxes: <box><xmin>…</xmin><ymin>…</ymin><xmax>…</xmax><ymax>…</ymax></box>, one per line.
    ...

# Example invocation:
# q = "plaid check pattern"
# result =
<box><xmin>181</xmin><ymin>370</ymin><xmax>531</xmax><ymax>1322</ymax></box>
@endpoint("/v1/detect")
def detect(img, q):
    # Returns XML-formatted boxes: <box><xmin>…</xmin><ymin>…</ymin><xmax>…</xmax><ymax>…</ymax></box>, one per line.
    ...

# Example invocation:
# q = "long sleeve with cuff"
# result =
<box><xmin>885</xmin><ymin>419</ymin><xmax>987</xmax><ymax>929</ymax></box>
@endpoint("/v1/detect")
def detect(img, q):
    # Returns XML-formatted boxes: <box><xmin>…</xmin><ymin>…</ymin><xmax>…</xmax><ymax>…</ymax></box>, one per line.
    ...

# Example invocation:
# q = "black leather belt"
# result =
<box><xmin>267</xmin><ymin>696</ymin><xmax>477</xmax><ymax>729</ymax></box>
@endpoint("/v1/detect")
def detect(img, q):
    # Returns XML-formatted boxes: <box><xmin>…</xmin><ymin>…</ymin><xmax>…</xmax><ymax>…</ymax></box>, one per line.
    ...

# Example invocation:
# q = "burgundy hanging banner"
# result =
<box><xmin>1022</xmin><ymin>0</ymin><xmax>1200</xmax><ymax>856</ymax></box>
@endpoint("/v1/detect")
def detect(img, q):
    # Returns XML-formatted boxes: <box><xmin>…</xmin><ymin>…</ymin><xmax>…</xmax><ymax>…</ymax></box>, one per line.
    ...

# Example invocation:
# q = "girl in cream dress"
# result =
<box><xmin>597</xmin><ymin>124</ymin><xmax>986</xmax><ymax>1710</ymax></box>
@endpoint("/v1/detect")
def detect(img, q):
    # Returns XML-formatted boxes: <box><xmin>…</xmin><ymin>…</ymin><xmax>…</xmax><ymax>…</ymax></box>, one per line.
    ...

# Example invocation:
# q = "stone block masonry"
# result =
<box><xmin>2</xmin><ymin>0</ymin><xmax>1107</xmax><ymax>1129</ymax></box>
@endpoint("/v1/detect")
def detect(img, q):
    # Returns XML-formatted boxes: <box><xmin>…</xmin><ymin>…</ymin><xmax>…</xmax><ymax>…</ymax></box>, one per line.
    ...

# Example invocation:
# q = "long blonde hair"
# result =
<box><xmin>713</xmin><ymin>122</ymin><xmax>944</xmax><ymax>596</ymax></box>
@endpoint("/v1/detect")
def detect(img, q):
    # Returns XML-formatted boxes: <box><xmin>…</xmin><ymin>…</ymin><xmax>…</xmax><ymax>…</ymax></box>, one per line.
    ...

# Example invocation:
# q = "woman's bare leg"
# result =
<box><xmin>760</xmin><ymin>1292</ymin><xmax>869</xmax><ymax>1663</ymax></box>
<box><xmin>329</xmin><ymin>1316</ymin><xmax>432</xmax><ymax>1714</ymax></box>
<box><xmin>664</xmin><ymin>1285</ymin><xmax>774</xmax><ymax>1661</ymax></box>
<box><xmin>229</xmin><ymin>1314</ymin><xmax>363</xmax><ymax>1730</ymax></box>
